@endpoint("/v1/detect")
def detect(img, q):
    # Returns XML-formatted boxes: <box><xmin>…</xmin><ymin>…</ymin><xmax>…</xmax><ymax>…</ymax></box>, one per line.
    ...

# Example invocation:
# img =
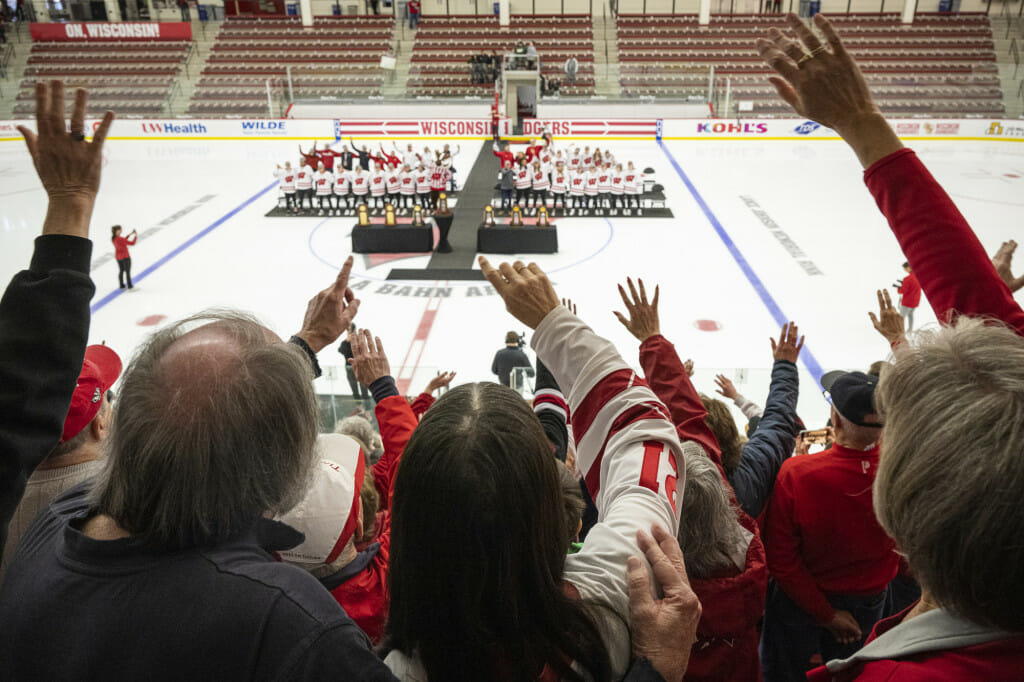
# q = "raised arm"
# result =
<box><xmin>757</xmin><ymin>13</ymin><xmax>1024</xmax><ymax>333</ymax></box>
<box><xmin>613</xmin><ymin>277</ymin><xmax>723</xmax><ymax>465</ymax></box>
<box><xmin>480</xmin><ymin>257</ymin><xmax>683</xmax><ymax>677</ymax></box>
<box><xmin>1</xmin><ymin>82</ymin><xmax>112</xmax><ymax>560</ymax></box>
<box><xmin>726</xmin><ymin>323</ymin><xmax>803</xmax><ymax>518</ymax></box>
<box><xmin>349</xmin><ymin>329</ymin><xmax>416</xmax><ymax>509</ymax></box>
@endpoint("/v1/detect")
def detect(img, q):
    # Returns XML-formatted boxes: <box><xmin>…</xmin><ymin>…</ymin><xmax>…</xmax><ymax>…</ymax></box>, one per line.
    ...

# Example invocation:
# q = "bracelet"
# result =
<box><xmin>288</xmin><ymin>335</ymin><xmax>322</xmax><ymax>379</ymax></box>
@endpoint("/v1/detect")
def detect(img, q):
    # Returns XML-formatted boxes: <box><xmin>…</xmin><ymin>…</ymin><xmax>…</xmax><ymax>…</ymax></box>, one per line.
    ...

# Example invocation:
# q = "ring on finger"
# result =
<box><xmin>810</xmin><ymin>45</ymin><xmax>827</xmax><ymax>56</ymax></box>
<box><xmin>797</xmin><ymin>52</ymin><xmax>814</xmax><ymax>65</ymax></box>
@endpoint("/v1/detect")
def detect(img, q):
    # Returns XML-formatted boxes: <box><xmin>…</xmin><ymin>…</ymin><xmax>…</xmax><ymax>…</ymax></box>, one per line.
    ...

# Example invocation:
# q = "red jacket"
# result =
<box><xmin>897</xmin><ymin>272</ymin><xmax>921</xmax><ymax>308</ymax></box>
<box><xmin>409</xmin><ymin>392</ymin><xmax>434</xmax><ymax>419</ymax></box>
<box><xmin>493</xmin><ymin>148</ymin><xmax>514</xmax><ymax>168</ymax></box>
<box><xmin>764</xmin><ymin>444</ymin><xmax>898</xmax><ymax>624</ymax></box>
<box><xmin>327</xmin><ymin>394</ymin><xmax>417</xmax><ymax>645</ymax></box>
<box><xmin>638</xmin><ymin>335</ymin><xmax>767</xmax><ymax>682</ymax></box>
<box><xmin>806</xmin><ymin>611</ymin><xmax>1024</xmax><ymax>681</ymax></box>
<box><xmin>865</xmin><ymin>149</ymin><xmax>1024</xmax><ymax>334</ymax></box>
<box><xmin>112</xmin><ymin>234</ymin><xmax>136</xmax><ymax>260</ymax></box>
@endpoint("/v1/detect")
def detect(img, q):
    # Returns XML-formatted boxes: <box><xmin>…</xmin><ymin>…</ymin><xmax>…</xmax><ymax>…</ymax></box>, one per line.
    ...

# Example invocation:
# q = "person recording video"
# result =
<box><xmin>491</xmin><ymin>330</ymin><xmax>533</xmax><ymax>388</ymax></box>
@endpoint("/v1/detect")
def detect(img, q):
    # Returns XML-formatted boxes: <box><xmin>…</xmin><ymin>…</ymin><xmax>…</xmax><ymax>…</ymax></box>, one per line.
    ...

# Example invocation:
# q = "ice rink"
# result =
<box><xmin>2</xmin><ymin>133</ymin><xmax>1022</xmax><ymax>428</ymax></box>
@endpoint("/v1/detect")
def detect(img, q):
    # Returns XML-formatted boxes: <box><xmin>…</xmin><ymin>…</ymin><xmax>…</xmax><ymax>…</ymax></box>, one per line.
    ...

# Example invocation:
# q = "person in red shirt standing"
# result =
<box><xmin>110</xmin><ymin>225</ymin><xmax>137</xmax><ymax>290</ymax></box>
<box><xmin>760</xmin><ymin>371</ymin><xmax>897</xmax><ymax>681</ymax></box>
<box><xmin>895</xmin><ymin>261</ymin><xmax>921</xmax><ymax>331</ymax></box>
<box><xmin>407</xmin><ymin>0</ymin><xmax>420</xmax><ymax>30</ymax></box>
<box><xmin>299</xmin><ymin>142</ymin><xmax>319</xmax><ymax>170</ymax></box>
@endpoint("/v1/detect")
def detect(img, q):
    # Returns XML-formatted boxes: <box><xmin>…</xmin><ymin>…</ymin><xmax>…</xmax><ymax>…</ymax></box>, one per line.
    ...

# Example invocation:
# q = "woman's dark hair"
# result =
<box><xmin>110</xmin><ymin>225</ymin><xmax>122</xmax><ymax>242</ymax></box>
<box><xmin>386</xmin><ymin>383</ymin><xmax>611</xmax><ymax>681</ymax></box>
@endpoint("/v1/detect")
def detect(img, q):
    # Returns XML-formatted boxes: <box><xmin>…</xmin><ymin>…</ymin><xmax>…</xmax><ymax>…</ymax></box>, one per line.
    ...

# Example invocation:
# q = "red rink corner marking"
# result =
<box><xmin>693</xmin><ymin>319</ymin><xmax>722</xmax><ymax>332</ymax></box>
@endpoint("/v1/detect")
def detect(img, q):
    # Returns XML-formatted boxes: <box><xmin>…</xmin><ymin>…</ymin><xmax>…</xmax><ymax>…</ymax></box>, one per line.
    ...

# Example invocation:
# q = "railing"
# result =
<box><xmin>1011</xmin><ymin>37</ymin><xmax>1020</xmax><ymax>79</ymax></box>
<box><xmin>0</xmin><ymin>43</ymin><xmax>14</xmax><ymax>80</ymax></box>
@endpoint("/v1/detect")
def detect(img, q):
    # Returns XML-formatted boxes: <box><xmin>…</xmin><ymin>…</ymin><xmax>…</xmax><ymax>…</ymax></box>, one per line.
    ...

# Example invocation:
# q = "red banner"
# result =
<box><xmin>30</xmin><ymin>22</ymin><xmax>192</xmax><ymax>42</ymax></box>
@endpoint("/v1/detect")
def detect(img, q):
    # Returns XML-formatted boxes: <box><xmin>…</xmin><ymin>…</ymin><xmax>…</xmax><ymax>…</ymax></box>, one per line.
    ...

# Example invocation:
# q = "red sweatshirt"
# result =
<box><xmin>327</xmin><ymin>394</ymin><xmax>417</xmax><ymax>644</ymax></box>
<box><xmin>764</xmin><ymin>444</ymin><xmax>898</xmax><ymax>624</ymax></box>
<box><xmin>865</xmin><ymin>149</ymin><xmax>1024</xmax><ymax>335</ymax></box>
<box><xmin>493</xmin><ymin>148</ymin><xmax>514</xmax><ymax>167</ymax></box>
<box><xmin>112</xmin><ymin>234</ymin><xmax>136</xmax><ymax>260</ymax></box>
<box><xmin>897</xmin><ymin>272</ymin><xmax>921</xmax><ymax>309</ymax></box>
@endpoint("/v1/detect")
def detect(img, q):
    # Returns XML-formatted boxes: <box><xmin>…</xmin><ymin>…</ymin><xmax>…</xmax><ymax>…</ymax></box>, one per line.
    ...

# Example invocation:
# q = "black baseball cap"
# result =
<box><xmin>821</xmin><ymin>371</ymin><xmax>882</xmax><ymax>428</ymax></box>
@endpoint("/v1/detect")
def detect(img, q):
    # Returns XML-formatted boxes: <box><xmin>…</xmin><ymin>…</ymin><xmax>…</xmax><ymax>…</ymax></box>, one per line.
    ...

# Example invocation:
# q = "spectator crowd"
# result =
<box><xmin>1</xmin><ymin>14</ymin><xmax>1022</xmax><ymax>682</ymax></box>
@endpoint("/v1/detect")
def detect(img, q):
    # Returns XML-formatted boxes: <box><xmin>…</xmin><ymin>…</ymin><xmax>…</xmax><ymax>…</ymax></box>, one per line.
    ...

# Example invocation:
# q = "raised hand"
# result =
<box><xmin>423</xmin><ymin>370</ymin><xmax>457</xmax><ymax>394</ymax></box>
<box><xmin>714</xmin><ymin>374</ymin><xmax>739</xmax><ymax>400</ymax></box>
<box><xmin>479</xmin><ymin>256</ymin><xmax>561</xmax><ymax>329</ymax></box>
<box><xmin>868</xmin><ymin>289</ymin><xmax>906</xmax><ymax>346</ymax></box>
<box><xmin>613</xmin><ymin>277</ymin><xmax>661</xmax><ymax>342</ymax></box>
<box><xmin>992</xmin><ymin>240</ymin><xmax>1024</xmax><ymax>293</ymax></box>
<box><xmin>19</xmin><ymin>81</ymin><xmax>115</xmax><ymax>239</ymax></box>
<box><xmin>770</xmin><ymin>322</ymin><xmax>804</xmax><ymax>363</ymax></box>
<box><xmin>295</xmin><ymin>255</ymin><xmax>360</xmax><ymax>352</ymax></box>
<box><xmin>349</xmin><ymin>328</ymin><xmax>391</xmax><ymax>386</ymax></box>
<box><xmin>683</xmin><ymin>359</ymin><xmax>694</xmax><ymax>377</ymax></box>
<box><xmin>627</xmin><ymin>524</ymin><xmax>702</xmax><ymax>682</ymax></box>
<box><xmin>755</xmin><ymin>14</ymin><xmax>902</xmax><ymax>168</ymax></box>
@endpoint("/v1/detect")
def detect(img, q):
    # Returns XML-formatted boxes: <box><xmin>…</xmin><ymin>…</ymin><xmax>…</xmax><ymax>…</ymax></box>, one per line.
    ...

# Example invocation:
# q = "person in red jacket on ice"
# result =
<box><xmin>278</xmin><ymin>329</ymin><xmax>416</xmax><ymax>646</ymax></box>
<box><xmin>895</xmin><ymin>262</ymin><xmax>920</xmax><ymax>331</ymax></box>
<box><xmin>110</xmin><ymin>224</ymin><xmax>137</xmax><ymax>290</ymax></box>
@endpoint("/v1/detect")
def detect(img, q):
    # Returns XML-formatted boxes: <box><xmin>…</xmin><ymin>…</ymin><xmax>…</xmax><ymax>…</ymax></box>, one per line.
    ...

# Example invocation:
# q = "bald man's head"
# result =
<box><xmin>92</xmin><ymin>312</ymin><xmax>319</xmax><ymax>550</ymax></box>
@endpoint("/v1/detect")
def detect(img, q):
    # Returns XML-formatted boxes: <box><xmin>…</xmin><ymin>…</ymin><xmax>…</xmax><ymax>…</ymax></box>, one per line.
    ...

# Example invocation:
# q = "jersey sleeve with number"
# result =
<box><xmin>531</xmin><ymin>305</ymin><xmax>684</xmax><ymax>678</ymax></box>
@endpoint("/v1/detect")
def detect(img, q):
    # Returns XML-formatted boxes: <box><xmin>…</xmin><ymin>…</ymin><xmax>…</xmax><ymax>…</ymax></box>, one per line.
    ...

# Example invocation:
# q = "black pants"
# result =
<box><xmin>285</xmin><ymin>192</ymin><xmax>296</xmax><ymax>210</ymax></box>
<box><xmin>533</xmin><ymin>189</ymin><xmax>548</xmax><ymax>208</ymax></box>
<box><xmin>515</xmin><ymin>187</ymin><xmax>528</xmax><ymax>205</ymax></box>
<box><xmin>117</xmin><ymin>257</ymin><xmax>133</xmax><ymax>289</ymax></box>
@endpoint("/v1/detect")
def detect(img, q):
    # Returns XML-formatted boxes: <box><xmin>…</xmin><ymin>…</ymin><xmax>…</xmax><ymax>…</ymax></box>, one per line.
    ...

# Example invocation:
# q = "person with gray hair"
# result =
<box><xmin>0</xmin><ymin>250</ymin><xmax>403</xmax><ymax>680</ymax></box>
<box><xmin>614</xmin><ymin>277</ymin><xmax>768</xmax><ymax>682</ymax></box>
<box><xmin>335</xmin><ymin>414</ymin><xmax>384</xmax><ymax>464</ymax></box>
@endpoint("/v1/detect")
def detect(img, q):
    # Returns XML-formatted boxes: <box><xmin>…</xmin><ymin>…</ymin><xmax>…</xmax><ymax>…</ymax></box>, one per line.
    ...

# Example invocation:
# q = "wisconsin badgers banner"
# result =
<box><xmin>29</xmin><ymin>22</ymin><xmax>192</xmax><ymax>42</ymax></box>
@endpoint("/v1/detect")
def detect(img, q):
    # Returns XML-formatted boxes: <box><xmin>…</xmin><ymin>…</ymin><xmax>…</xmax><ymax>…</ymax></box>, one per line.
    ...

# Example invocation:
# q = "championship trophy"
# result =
<box><xmin>412</xmin><ymin>205</ymin><xmax>425</xmax><ymax>227</ymax></box>
<box><xmin>438</xmin><ymin>192</ymin><xmax>449</xmax><ymax>213</ymax></box>
<box><xmin>537</xmin><ymin>206</ymin><xmax>550</xmax><ymax>227</ymax></box>
<box><xmin>384</xmin><ymin>203</ymin><xmax>396</xmax><ymax>226</ymax></box>
<box><xmin>511</xmin><ymin>205</ymin><xmax>523</xmax><ymax>226</ymax></box>
<box><xmin>483</xmin><ymin>205</ymin><xmax>495</xmax><ymax>226</ymax></box>
<box><xmin>357</xmin><ymin>204</ymin><xmax>370</xmax><ymax>226</ymax></box>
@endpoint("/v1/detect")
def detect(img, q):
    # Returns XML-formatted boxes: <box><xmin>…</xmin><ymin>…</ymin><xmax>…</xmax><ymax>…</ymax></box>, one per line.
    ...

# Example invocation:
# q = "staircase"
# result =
<box><xmin>991</xmin><ymin>16</ymin><xmax>1023</xmax><ymax>118</ymax></box>
<box><xmin>166</xmin><ymin>20</ymin><xmax>216</xmax><ymax>117</ymax></box>
<box><xmin>0</xmin><ymin>23</ymin><xmax>32</xmax><ymax>120</ymax></box>
<box><xmin>380</xmin><ymin>20</ymin><xmax>411</xmax><ymax>98</ymax></box>
<box><xmin>591</xmin><ymin>5</ymin><xmax>621</xmax><ymax>98</ymax></box>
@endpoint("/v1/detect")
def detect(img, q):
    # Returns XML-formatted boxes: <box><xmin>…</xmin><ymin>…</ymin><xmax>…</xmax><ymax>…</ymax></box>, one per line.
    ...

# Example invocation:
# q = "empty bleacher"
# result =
<box><xmin>189</xmin><ymin>16</ymin><xmax>392</xmax><ymax>116</ymax></box>
<box><xmin>14</xmin><ymin>41</ymin><xmax>192</xmax><ymax>118</ymax></box>
<box><xmin>408</xmin><ymin>15</ymin><xmax>596</xmax><ymax>98</ymax></box>
<box><xmin>617</xmin><ymin>12</ymin><xmax>1004</xmax><ymax>117</ymax></box>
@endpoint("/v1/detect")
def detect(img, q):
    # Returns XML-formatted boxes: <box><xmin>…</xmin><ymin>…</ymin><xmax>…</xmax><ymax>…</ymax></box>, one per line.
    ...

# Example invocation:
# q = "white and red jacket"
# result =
<box><xmin>531</xmin><ymin>167</ymin><xmax>550</xmax><ymax>191</ymax></box>
<box><xmin>313</xmin><ymin>170</ymin><xmax>334</xmax><ymax>196</ymax></box>
<box><xmin>333</xmin><ymin>171</ymin><xmax>351</xmax><ymax>195</ymax></box>
<box><xmin>624</xmin><ymin>169</ymin><xmax>644</xmax><ymax>195</ymax></box>
<box><xmin>369</xmin><ymin>170</ymin><xmax>387</xmax><ymax>197</ymax></box>
<box><xmin>610</xmin><ymin>171</ymin><xmax>625</xmax><ymax>195</ymax></box>
<box><xmin>295</xmin><ymin>165</ymin><xmax>313</xmax><ymax>191</ymax></box>
<box><xmin>597</xmin><ymin>169</ymin><xmax>612</xmax><ymax>194</ymax></box>
<box><xmin>351</xmin><ymin>171</ymin><xmax>369</xmax><ymax>196</ymax></box>
<box><xmin>584</xmin><ymin>173</ymin><xmax>599</xmax><ymax>197</ymax></box>
<box><xmin>398</xmin><ymin>171</ymin><xmax>416</xmax><ymax>196</ymax></box>
<box><xmin>276</xmin><ymin>167</ymin><xmax>296</xmax><ymax>193</ymax></box>
<box><xmin>385</xmin><ymin>169</ymin><xmax>402</xmax><ymax>195</ymax></box>
<box><xmin>429</xmin><ymin>166</ymin><xmax>450</xmax><ymax>191</ymax></box>
<box><xmin>414</xmin><ymin>169</ymin><xmax>431</xmax><ymax>194</ymax></box>
<box><xmin>514</xmin><ymin>166</ymin><xmax>531</xmax><ymax>190</ymax></box>
<box><xmin>569</xmin><ymin>170</ymin><xmax>587</xmax><ymax>196</ymax></box>
<box><xmin>568</xmin><ymin>155</ymin><xmax>582</xmax><ymax>171</ymax></box>
<box><xmin>551</xmin><ymin>168</ymin><xmax>568</xmax><ymax>194</ymax></box>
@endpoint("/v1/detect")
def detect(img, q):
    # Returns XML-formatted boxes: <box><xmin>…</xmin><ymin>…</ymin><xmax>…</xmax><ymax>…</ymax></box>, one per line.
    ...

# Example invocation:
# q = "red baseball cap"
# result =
<box><xmin>61</xmin><ymin>344</ymin><xmax>122</xmax><ymax>443</ymax></box>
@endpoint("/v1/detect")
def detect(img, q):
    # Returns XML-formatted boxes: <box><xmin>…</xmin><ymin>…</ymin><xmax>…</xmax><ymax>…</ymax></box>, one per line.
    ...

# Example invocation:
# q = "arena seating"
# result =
<box><xmin>189</xmin><ymin>16</ymin><xmax>392</xmax><ymax>116</ymax></box>
<box><xmin>15</xmin><ymin>41</ymin><xmax>191</xmax><ymax>117</ymax></box>
<box><xmin>617</xmin><ymin>12</ymin><xmax>1004</xmax><ymax>117</ymax></box>
<box><xmin>409</xmin><ymin>15</ymin><xmax>596</xmax><ymax>98</ymax></box>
